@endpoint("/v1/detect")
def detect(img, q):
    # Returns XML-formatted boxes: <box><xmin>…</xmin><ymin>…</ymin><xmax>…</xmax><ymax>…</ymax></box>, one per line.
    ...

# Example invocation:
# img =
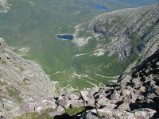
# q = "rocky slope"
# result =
<box><xmin>0</xmin><ymin>38</ymin><xmax>58</xmax><ymax>118</ymax></box>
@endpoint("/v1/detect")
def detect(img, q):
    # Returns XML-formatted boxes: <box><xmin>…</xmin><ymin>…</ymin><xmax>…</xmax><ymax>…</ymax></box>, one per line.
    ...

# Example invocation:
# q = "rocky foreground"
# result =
<box><xmin>0</xmin><ymin>37</ymin><xmax>159</xmax><ymax>118</ymax></box>
<box><xmin>50</xmin><ymin>49</ymin><xmax>159</xmax><ymax>119</ymax></box>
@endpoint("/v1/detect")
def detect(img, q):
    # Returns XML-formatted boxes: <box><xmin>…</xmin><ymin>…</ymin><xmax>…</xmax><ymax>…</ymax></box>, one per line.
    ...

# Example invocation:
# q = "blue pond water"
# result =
<box><xmin>96</xmin><ymin>4</ymin><xmax>108</xmax><ymax>11</ymax></box>
<box><xmin>57</xmin><ymin>34</ymin><xmax>74</xmax><ymax>40</ymax></box>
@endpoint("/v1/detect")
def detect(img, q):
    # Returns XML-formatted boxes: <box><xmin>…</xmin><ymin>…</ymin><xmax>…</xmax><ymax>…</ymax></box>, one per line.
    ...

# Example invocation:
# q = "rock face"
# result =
<box><xmin>87</xmin><ymin>4</ymin><xmax>159</xmax><ymax>60</ymax></box>
<box><xmin>0</xmin><ymin>38</ymin><xmax>57</xmax><ymax>118</ymax></box>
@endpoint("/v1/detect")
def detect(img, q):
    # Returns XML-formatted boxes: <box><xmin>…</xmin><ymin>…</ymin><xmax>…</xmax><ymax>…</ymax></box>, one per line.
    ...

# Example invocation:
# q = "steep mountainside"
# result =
<box><xmin>88</xmin><ymin>4</ymin><xmax>159</xmax><ymax>60</ymax></box>
<box><xmin>0</xmin><ymin>38</ymin><xmax>57</xmax><ymax>118</ymax></box>
<box><xmin>73</xmin><ymin>4</ymin><xmax>159</xmax><ymax>86</ymax></box>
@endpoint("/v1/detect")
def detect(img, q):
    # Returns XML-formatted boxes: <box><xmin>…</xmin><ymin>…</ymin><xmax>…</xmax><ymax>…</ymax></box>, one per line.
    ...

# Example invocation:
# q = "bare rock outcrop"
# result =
<box><xmin>0</xmin><ymin>38</ymin><xmax>57</xmax><ymax>118</ymax></box>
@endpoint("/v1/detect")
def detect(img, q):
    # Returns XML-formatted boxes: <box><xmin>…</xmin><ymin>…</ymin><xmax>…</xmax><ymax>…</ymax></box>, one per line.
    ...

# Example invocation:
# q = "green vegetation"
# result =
<box><xmin>13</xmin><ymin>107</ymin><xmax>86</xmax><ymax>119</ymax></box>
<box><xmin>23</xmin><ymin>78</ymin><xmax>31</xmax><ymax>86</ymax></box>
<box><xmin>0</xmin><ymin>58</ymin><xmax>7</xmax><ymax>64</ymax></box>
<box><xmin>128</xmin><ymin>32</ymin><xmax>140</xmax><ymax>46</ymax></box>
<box><xmin>65</xmin><ymin>106</ymin><xmax>86</xmax><ymax>116</ymax></box>
<box><xmin>19</xmin><ymin>64</ymin><xmax>25</xmax><ymax>72</ymax></box>
<box><xmin>7</xmin><ymin>87</ymin><xmax>23</xmax><ymax>103</ymax></box>
<box><xmin>13</xmin><ymin>111</ymin><xmax>53</xmax><ymax>119</ymax></box>
<box><xmin>0</xmin><ymin>80</ymin><xmax>7</xmax><ymax>86</ymax></box>
<box><xmin>13</xmin><ymin>112</ymin><xmax>39</xmax><ymax>119</ymax></box>
<box><xmin>128</xmin><ymin>32</ymin><xmax>143</xmax><ymax>60</ymax></box>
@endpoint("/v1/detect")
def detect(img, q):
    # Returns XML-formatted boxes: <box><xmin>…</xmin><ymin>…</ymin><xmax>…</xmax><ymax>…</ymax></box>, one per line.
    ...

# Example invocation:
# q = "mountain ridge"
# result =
<box><xmin>72</xmin><ymin>4</ymin><xmax>159</xmax><ymax>85</ymax></box>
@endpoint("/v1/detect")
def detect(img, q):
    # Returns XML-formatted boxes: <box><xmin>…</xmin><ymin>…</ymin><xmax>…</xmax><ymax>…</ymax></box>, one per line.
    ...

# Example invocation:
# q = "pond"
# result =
<box><xmin>57</xmin><ymin>34</ymin><xmax>74</xmax><ymax>41</ymax></box>
<box><xmin>96</xmin><ymin>4</ymin><xmax>109</xmax><ymax>11</ymax></box>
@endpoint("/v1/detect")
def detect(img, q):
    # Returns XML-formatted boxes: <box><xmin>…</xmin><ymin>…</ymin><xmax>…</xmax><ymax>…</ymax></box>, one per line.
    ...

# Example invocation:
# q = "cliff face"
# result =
<box><xmin>0</xmin><ymin>38</ymin><xmax>57</xmax><ymax>118</ymax></box>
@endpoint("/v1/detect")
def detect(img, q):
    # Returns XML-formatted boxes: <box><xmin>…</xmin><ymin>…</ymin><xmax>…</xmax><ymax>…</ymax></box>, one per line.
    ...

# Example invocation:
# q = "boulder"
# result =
<box><xmin>56</xmin><ymin>105</ymin><xmax>65</xmax><ymax>113</ymax></box>
<box><xmin>96</xmin><ymin>95</ymin><xmax>110</xmax><ymax>108</ymax></box>
<box><xmin>134</xmin><ymin>109</ymin><xmax>155</xmax><ymax>119</ymax></box>
<box><xmin>113</xmin><ymin>110</ymin><xmax>135</xmax><ymax>119</ymax></box>
<box><xmin>122</xmin><ymin>89</ymin><xmax>131</xmax><ymax>97</ymax></box>
<box><xmin>20</xmin><ymin>103</ymin><xmax>35</xmax><ymax>112</ymax></box>
<box><xmin>110</xmin><ymin>90</ymin><xmax>121</xmax><ymax>101</ymax></box>
<box><xmin>117</xmin><ymin>102</ymin><xmax>130</xmax><ymax>111</ymax></box>
<box><xmin>69</xmin><ymin>100</ymin><xmax>84</xmax><ymax>108</ymax></box>
<box><xmin>80</xmin><ymin>91</ymin><xmax>95</xmax><ymax>106</ymax></box>
<box><xmin>67</xmin><ymin>93</ymin><xmax>80</xmax><ymax>100</ymax></box>
<box><xmin>0</xmin><ymin>116</ymin><xmax>6</xmax><ymax>119</ymax></box>
<box><xmin>155</xmin><ymin>86</ymin><xmax>159</xmax><ymax>95</ymax></box>
<box><xmin>35</xmin><ymin>100</ymin><xmax>57</xmax><ymax>113</ymax></box>
<box><xmin>131</xmin><ymin>92</ymin><xmax>138</xmax><ymax>103</ymax></box>
<box><xmin>81</xmin><ymin>91</ymin><xmax>89</xmax><ymax>102</ymax></box>
<box><xmin>127</xmin><ymin>108</ymin><xmax>156</xmax><ymax>119</ymax></box>
<box><xmin>57</xmin><ymin>99</ymin><xmax>70</xmax><ymax>109</ymax></box>
<box><xmin>81</xmin><ymin>111</ymin><xmax>100</xmax><ymax>119</ymax></box>
<box><xmin>97</xmin><ymin>106</ymin><xmax>114</xmax><ymax>118</ymax></box>
<box><xmin>49</xmin><ymin>111</ymin><xmax>63</xmax><ymax>117</ymax></box>
<box><xmin>139</xmin><ymin>86</ymin><xmax>147</xmax><ymax>93</ymax></box>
